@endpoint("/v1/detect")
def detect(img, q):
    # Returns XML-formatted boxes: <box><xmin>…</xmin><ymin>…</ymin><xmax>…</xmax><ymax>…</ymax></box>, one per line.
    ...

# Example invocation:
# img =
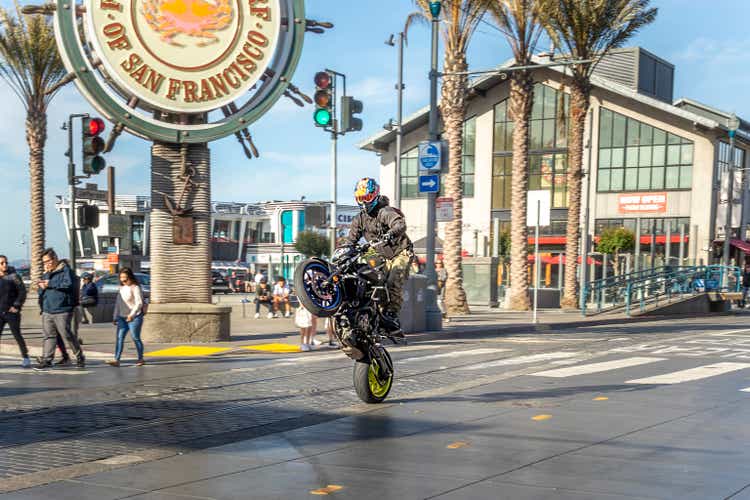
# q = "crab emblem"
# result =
<box><xmin>142</xmin><ymin>0</ymin><xmax>233</xmax><ymax>47</ymax></box>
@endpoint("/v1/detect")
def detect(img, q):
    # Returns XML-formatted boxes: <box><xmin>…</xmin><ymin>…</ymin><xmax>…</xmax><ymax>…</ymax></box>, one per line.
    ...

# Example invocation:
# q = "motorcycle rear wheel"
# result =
<box><xmin>353</xmin><ymin>350</ymin><xmax>393</xmax><ymax>404</ymax></box>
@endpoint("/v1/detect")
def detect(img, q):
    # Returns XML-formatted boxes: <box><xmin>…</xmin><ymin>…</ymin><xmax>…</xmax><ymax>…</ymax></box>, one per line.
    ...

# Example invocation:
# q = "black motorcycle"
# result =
<box><xmin>294</xmin><ymin>242</ymin><xmax>399</xmax><ymax>403</ymax></box>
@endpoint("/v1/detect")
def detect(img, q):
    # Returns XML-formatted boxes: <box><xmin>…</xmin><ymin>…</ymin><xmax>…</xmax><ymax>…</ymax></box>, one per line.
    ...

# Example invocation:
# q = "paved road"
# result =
<box><xmin>1</xmin><ymin>316</ymin><xmax>750</xmax><ymax>499</ymax></box>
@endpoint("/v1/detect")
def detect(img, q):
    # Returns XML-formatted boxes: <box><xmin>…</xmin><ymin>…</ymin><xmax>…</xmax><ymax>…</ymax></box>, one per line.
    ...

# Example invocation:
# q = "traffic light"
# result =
<box><xmin>341</xmin><ymin>96</ymin><xmax>363</xmax><ymax>133</ymax></box>
<box><xmin>82</xmin><ymin>117</ymin><xmax>106</xmax><ymax>175</ymax></box>
<box><xmin>313</xmin><ymin>71</ymin><xmax>334</xmax><ymax>128</ymax></box>
<box><xmin>76</xmin><ymin>203</ymin><xmax>99</xmax><ymax>229</ymax></box>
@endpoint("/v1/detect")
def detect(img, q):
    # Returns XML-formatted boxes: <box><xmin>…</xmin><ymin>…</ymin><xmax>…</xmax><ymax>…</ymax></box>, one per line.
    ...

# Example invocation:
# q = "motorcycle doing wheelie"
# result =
<box><xmin>294</xmin><ymin>242</ymin><xmax>402</xmax><ymax>404</ymax></box>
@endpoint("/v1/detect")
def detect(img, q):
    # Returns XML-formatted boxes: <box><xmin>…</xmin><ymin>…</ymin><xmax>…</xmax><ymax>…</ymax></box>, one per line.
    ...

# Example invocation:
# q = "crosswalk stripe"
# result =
<box><xmin>740</xmin><ymin>387</ymin><xmax>750</xmax><ymax>392</ymax></box>
<box><xmin>459</xmin><ymin>351</ymin><xmax>582</xmax><ymax>371</ymax></box>
<box><xmin>398</xmin><ymin>348</ymin><xmax>510</xmax><ymax>364</ymax></box>
<box><xmin>0</xmin><ymin>380</ymin><xmax>9</xmax><ymax>385</ymax></box>
<box><xmin>531</xmin><ymin>357</ymin><xmax>665</xmax><ymax>378</ymax></box>
<box><xmin>626</xmin><ymin>363</ymin><xmax>750</xmax><ymax>385</ymax></box>
<box><xmin>0</xmin><ymin>368</ymin><xmax>91</xmax><ymax>376</ymax></box>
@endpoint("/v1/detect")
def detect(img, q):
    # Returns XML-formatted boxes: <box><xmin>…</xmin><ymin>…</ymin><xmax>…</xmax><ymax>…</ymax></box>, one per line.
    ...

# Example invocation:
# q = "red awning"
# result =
<box><xmin>730</xmin><ymin>239</ymin><xmax>750</xmax><ymax>252</ymax></box>
<box><xmin>527</xmin><ymin>255</ymin><xmax>601</xmax><ymax>265</ymax></box>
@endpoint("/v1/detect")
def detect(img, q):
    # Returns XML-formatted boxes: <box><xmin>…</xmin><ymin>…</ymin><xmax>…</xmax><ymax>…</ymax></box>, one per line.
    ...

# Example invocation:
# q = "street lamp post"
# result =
<box><xmin>386</xmin><ymin>33</ymin><xmax>406</xmax><ymax>210</ymax></box>
<box><xmin>424</xmin><ymin>1</ymin><xmax>442</xmax><ymax>331</ymax></box>
<box><xmin>722</xmin><ymin>113</ymin><xmax>741</xmax><ymax>284</ymax></box>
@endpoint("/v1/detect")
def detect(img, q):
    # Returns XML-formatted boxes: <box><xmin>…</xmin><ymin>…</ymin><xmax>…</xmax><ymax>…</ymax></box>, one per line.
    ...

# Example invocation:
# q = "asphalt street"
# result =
<box><xmin>1</xmin><ymin>315</ymin><xmax>750</xmax><ymax>499</ymax></box>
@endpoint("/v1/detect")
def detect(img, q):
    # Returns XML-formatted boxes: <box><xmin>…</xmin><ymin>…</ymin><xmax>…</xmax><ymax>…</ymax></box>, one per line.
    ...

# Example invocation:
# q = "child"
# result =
<box><xmin>295</xmin><ymin>305</ymin><xmax>317</xmax><ymax>352</ymax></box>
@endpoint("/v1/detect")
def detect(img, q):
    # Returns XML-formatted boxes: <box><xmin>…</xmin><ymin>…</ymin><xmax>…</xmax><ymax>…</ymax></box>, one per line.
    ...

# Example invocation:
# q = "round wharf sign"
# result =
<box><xmin>54</xmin><ymin>0</ymin><xmax>305</xmax><ymax>143</ymax></box>
<box><xmin>86</xmin><ymin>0</ymin><xmax>281</xmax><ymax>113</ymax></box>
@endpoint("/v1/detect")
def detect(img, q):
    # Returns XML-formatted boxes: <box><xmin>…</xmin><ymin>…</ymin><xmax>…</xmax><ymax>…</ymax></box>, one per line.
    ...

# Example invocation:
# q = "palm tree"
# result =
<box><xmin>0</xmin><ymin>5</ymin><xmax>67</xmax><ymax>284</ymax></box>
<box><xmin>537</xmin><ymin>0</ymin><xmax>657</xmax><ymax>308</ymax></box>
<box><xmin>408</xmin><ymin>0</ymin><xmax>489</xmax><ymax>315</ymax></box>
<box><xmin>487</xmin><ymin>0</ymin><xmax>543</xmax><ymax>310</ymax></box>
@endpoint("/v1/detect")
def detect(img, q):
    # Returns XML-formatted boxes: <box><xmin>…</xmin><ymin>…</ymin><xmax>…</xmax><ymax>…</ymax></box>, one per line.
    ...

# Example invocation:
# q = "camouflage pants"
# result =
<box><xmin>385</xmin><ymin>250</ymin><xmax>412</xmax><ymax>315</ymax></box>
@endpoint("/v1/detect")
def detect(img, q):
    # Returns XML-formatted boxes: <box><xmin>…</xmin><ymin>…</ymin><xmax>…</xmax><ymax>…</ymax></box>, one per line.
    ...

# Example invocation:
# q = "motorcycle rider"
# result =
<box><xmin>344</xmin><ymin>178</ymin><xmax>412</xmax><ymax>337</ymax></box>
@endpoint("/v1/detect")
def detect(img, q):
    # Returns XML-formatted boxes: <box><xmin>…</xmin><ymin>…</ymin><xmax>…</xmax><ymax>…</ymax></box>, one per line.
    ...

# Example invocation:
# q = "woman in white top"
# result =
<box><xmin>107</xmin><ymin>268</ymin><xmax>145</xmax><ymax>367</ymax></box>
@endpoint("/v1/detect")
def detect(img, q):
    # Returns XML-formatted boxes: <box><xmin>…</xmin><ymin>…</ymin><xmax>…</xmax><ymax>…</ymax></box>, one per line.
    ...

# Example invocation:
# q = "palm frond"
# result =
<box><xmin>487</xmin><ymin>0</ymin><xmax>544</xmax><ymax>65</ymax></box>
<box><xmin>537</xmin><ymin>0</ymin><xmax>658</xmax><ymax>80</ymax></box>
<box><xmin>0</xmin><ymin>2</ymin><xmax>67</xmax><ymax>111</ymax></box>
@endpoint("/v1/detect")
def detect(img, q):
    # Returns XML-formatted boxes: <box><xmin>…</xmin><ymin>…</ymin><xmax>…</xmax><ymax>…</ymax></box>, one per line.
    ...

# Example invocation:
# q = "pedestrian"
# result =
<box><xmin>107</xmin><ymin>267</ymin><xmax>145</xmax><ymax>367</ymax></box>
<box><xmin>73</xmin><ymin>273</ymin><xmax>98</xmax><ymax>344</ymax></box>
<box><xmin>253</xmin><ymin>277</ymin><xmax>274</xmax><ymax>318</ymax></box>
<box><xmin>0</xmin><ymin>255</ymin><xmax>30</xmax><ymax>368</ymax></box>
<box><xmin>272</xmin><ymin>276</ymin><xmax>291</xmax><ymax>318</ymax></box>
<box><xmin>324</xmin><ymin>318</ymin><xmax>339</xmax><ymax>348</ymax></box>
<box><xmin>295</xmin><ymin>304</ymin><xmax>316</xmax><ymax>351</ymax></box>
<box><xmin>34</xmin><ymin>248</ymin><xmax>85</xmax><ymax>370</ymax></box>
<box><xmin>436</xmin><ymin>259</ymin><xmax>447</xmax><ymax>296</ymax></box>
<box><xmin>741</xmin><ymin>263</ymin><xmax>750</xmax><ymax>308</ymax></box>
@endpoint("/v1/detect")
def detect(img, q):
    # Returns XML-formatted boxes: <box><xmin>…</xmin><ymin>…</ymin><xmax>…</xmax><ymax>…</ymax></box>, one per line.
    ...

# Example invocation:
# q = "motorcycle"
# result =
<box><xmin>294</xmin><ymin>242</ymin><xmax>400</xmax><ymax>404</ymax></box>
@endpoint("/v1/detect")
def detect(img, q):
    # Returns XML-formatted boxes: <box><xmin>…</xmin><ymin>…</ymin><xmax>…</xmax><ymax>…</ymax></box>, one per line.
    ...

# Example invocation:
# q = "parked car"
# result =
<box><xmin>212</xmin><ymin>270</ymin><xmax>232</xmax><ymax>294</ymax></box>
<box><xmin>90</xmin><ymin>272</ymin><xmax>151</xmax><ymax>323</ymax></box>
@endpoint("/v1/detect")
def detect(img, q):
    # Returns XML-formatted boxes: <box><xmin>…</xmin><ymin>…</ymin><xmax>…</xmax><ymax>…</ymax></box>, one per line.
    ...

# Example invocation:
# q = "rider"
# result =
<box><xmin>344</xmin><ymin>178</ymin><xmax>413</xmax><ymax>336</ymax></box>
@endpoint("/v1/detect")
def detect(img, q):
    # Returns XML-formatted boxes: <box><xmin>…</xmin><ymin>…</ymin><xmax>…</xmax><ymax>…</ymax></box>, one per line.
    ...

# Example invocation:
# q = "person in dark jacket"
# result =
<box><xmin>73</xmin><ymin>273</ymin><xmax>98</xmax><ymax>344</ymax></box>
<box><xmin>741</xmin><ymin>263</ymin><xmax>750</xmax><ymax>308</ymax></box>
<box><xmin>0</xmin><ymin>255</ymin><xmax>30</xmax><ymax>368</ymax></box>
<box><xmin>344</xmin><ymin>178</ymin><xmax>413</xmax><ymax>336</ymax></box>
<box><xmin>34</xmin><ymin>248</ymin><xmax>85</xmax><ymax>370</ymax></box>
<box><xmin>254</xmin><ymin>277</ymin><xmax>273</xmax><ymax>318</ymax></box>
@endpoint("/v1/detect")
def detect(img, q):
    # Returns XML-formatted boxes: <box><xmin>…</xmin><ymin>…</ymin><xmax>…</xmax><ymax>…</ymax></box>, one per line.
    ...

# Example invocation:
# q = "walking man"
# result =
<box><xmin>34</xmin><ymin>248</ymin><xmax>85</xmax><ymax>370</ymax></box>
<box><xmin>0</xmin><ymin>256</ymin><xmax>30</xmax><ymax>368</ymax></box>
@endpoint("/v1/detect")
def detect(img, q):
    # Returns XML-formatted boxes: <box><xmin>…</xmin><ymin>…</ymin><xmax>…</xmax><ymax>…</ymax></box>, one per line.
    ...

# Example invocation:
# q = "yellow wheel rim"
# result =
<box><xmin>368</xmin><ymin>361</ymin><xmax>392</xmax><ymax>398</ymax></box>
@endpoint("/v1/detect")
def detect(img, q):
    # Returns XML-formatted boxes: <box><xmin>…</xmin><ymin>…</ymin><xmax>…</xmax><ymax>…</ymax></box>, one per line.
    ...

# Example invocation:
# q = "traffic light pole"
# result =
<box><xmin>330</xmin><ymin>125</ymin><xmax>338</xmax><ymax>256</ymax></box>
<box><xmin>66</xmin><ymin>113</ymin><xmax>88</xmax><ymax>272</ymax></box>
<box><xmin>424</xmin><ymin>5</ymin><xmax>442</xmax><ymax>331</ymax></box>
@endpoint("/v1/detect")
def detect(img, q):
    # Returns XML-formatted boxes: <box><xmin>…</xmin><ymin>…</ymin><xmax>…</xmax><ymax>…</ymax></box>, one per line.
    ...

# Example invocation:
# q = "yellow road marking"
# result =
<box><xmin>146</xmin><ymin>346</ymin><xmax>231</xmax><ymax>357</ymax></box>
<box><xmin>593</xmin><ymin>396</ymin><xmax>609</xmax><ymax>401</ymax></box>
<box><xmin>241</xmin><ymin>343</ymin><xmax>301</xmax><ymax>353</ymax></box>
<box><xmin>532</xmin><ymin>414</ymin><xmax>552</xmax><ymax>421</ymax></box>
<box><xmin>446</xmin><ymin>441</ymin><xmax>470</xmax><ymax>449</ymax></box>
<box><xmin>310</xmin><ymin>484</ymin><xmax>343</xmax><ymax>495</ymax></box>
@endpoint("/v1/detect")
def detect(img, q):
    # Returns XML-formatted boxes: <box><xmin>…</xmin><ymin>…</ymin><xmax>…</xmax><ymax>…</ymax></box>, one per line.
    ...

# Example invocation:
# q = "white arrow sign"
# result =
<box><xmin>422</xmin><ymin>179</ymin><xmax>436</xmax><ymax>188</ymax></box>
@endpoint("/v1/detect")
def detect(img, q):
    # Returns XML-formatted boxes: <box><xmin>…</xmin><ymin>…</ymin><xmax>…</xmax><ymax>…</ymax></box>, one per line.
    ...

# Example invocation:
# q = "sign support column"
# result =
<box><xmin>424</xmin><ymin>1</ymin><xmax>442</xmax><ymax>331</ymax></box>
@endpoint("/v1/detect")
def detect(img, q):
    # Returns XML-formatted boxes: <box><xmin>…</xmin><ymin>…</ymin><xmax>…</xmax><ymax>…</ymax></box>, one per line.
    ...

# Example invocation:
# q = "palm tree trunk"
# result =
<box><xmin>508</xmin><ymin>71</ymin><xmax>533</xmax><ymax>310</ymax></box>
<box><xmin>149</xmin><ymin>142</ymin><xmax>212</xmax><ymax>304</ymax></box>
<box><xmin>441</xmin><ymin>51</ymin><xmax>470</xmax><ymax>315</ymax></box>
<box><xmin>26</xmin><ymin>107</ymin><xmax>46</xmax><ymax>285</ymax></box>
<box><xmin>560</xmin><ymin>81</ymin><xmax>591</xmax><ymax>309</ymax></box>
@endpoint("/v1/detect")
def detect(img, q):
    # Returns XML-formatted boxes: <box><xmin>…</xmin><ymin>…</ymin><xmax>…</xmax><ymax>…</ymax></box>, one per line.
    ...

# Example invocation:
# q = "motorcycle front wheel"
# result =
<box><xmin>353</xmin><ymin>349</ymin><xmax>393</xmax><ymax>404</ymax></box>
<box><xmin>294</xmin><ymin>258</ymin><xmax>343</xmax><ymax>317</ymax></box>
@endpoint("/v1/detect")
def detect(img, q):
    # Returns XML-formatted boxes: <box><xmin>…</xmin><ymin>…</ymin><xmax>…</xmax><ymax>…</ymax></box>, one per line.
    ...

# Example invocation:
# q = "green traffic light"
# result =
<box><xmin>314</xmin><ymin>108</ymin><xmax>331</xmax><ymax>127</ymax></box>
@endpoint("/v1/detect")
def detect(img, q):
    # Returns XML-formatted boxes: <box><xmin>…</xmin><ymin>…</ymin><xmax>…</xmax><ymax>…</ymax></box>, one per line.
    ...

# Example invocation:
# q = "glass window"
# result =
<box><xmin>598</xmin><ymin>107</ymin><xmax>693</xmax><ymax>192</ymax></box>
<box><xmin>600</xmin><ymin>109</ymin><xmax>613</xmax><ymax>148</ymax></box>
<box><xmin>492</xmin><ymin>84</ymin><xmax>570</xmax><ymax>209</ymax></box>
<box><xmin>400</xmin><ymin>117</ymin><xmax>475</xmax><ymax>199</ymax></box>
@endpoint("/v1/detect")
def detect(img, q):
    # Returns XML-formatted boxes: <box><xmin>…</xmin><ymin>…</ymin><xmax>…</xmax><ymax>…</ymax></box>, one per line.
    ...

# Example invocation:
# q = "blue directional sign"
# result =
<box><xmin>418</xmin><ymin>174</ymin><xmax>440</xmax><ymax>193</ymax></box>
<box><xmin>418</xmin><ymin>141</ymin><xmax>442</xmax><ymax>171</ymax></box>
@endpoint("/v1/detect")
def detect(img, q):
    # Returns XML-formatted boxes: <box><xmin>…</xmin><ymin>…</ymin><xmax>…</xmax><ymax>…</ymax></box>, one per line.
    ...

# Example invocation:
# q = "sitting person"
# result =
<box><xmin>254</xmin><ymin>278</ymin><xmax>273</xmax><ymax>318</ymax></box>
<box><xmin>272</xmin><ymin>277</ymin><xmax>291</xmax><ymax>318</ymax></box>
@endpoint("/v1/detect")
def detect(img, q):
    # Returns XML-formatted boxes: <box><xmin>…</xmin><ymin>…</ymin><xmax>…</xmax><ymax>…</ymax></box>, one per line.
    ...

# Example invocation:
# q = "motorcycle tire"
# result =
<box><xmin>353</xmin><ymin>350</ymin><xmax>393</xmax><ymax>404</ymax></box>
<box><xmin>294</xmin><ymin>258</ymin><xmax>342</xmax><ymax>317</ymax></box>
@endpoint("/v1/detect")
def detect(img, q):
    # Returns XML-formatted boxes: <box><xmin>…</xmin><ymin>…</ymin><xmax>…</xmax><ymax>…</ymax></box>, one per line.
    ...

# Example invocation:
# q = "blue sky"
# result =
<box><xmin>1</xmin><ymin>0</ymin><xmax>749</xmax><ymax>261</ymax></box>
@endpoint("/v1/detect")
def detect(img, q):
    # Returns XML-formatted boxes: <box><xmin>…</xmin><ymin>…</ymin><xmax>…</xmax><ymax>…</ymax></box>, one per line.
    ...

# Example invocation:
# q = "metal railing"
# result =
<box><xmin>582</xmin><ymin>265</ymin><xmax>741</xmax><ymax>316</ymax></box>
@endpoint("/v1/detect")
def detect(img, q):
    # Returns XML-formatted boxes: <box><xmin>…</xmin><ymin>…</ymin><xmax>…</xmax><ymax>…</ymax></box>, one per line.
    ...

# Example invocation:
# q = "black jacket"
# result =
<box><xmin>344</xmin><ymin>196</ymin><xmax>412</xmax><ymax>260</ymax></box>
<box><xmin>38</xmin><ymin>260</ymin><xmax>77</xmax><ymax>314</ymax></box>
<box><xmin>0</xmin><ymin>266</ymin><xmax>27</xmax><ymax>313</ymax></box>
<box><xmin>743</xmin><ymin>270</ymin><xmax>750</xmax><ymax>288</ymax></box>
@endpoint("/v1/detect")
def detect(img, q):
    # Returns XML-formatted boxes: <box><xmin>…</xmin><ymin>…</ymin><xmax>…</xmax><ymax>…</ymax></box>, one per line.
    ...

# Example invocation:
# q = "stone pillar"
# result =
<box><xmin>142</xmin><ymin>142</ymin><xmax>231</xmax><ymax>342</ymax></box>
